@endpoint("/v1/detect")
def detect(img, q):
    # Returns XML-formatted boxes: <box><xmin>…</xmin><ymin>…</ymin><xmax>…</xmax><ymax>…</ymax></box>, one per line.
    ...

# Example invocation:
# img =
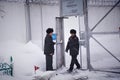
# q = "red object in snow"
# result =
<box><xmin>34</xmin><ymin>66</ymin><xmax>39</xmax><ymax>71</ymax></box>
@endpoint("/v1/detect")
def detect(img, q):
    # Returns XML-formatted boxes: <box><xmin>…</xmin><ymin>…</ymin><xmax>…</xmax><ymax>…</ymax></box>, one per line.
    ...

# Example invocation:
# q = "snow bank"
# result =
<box><xmin>0</xmin><ymin>41</ymin><xmax>45</xmax><ymax>79</ymax></box>
<box><xmin>13</xmin><ymin>41</ymin><xmax>45</xmax><ymax>76</ymax></box>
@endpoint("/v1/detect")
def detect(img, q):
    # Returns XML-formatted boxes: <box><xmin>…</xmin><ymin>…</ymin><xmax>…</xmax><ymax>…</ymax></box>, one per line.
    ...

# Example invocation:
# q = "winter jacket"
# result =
<box><xmin>66</xmin><ymin>35</ymin><xmax>79</xmax><ymax>56</ymax></box>
<box><xmin>44</xmin><ymin>34</ymin><xmax>55</xmax><ymax>55</ymax></box>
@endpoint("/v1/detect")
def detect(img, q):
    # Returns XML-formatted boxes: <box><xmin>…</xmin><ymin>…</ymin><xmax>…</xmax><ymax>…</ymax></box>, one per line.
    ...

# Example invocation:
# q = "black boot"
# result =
<box><xmin>67</xmin><ymin>67</ymin><xmax>73</xmax><ymax>73</ymax></box>
<box><xmin>67</xmin><ymin>69</ymin><xmax>72</xmax><ymax>73</ymax></box>
<box><xmin>76</xmin><ymin>65</ymin><xmax>81</xmax><ymax>70</ymax></box>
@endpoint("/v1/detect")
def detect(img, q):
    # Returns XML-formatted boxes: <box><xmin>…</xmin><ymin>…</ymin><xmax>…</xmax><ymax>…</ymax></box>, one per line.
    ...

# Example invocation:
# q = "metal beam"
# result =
<box><xmin>84</xmin><ymin>0</ymin><xmax>93</xmax><ymax>70</ymax></box>
<box><xmin>93</xmin><ymin>69</ymin><xmax>120</xmax><ymax>74</ymax></box>
<box><xmin>91</xmin><ymin>36</ymin><xmax>120</xmax><ymax>62</ymax></box>
<box><xmin>91</xmin><ymin>0</ymin><xmax>120</xmax><ymax>31</ymax></box>
<box><xmin>39</xmin><ymin>0</ymin><xmax>44</xmax><ymax>50</ymax></box>
<box><xmin>92</xmin><ymin>31</ymin><xmax>120</xmax><ymax>35</ymax></box>
<box><xmin>78</xmin><ymin>16</ymin><xmax>83</xmax><ymax>68</ymax></box>
<box><xmin>56</xmin><ymin>17</ymin><xmax>65</xmax><ymax>69</ymax></box>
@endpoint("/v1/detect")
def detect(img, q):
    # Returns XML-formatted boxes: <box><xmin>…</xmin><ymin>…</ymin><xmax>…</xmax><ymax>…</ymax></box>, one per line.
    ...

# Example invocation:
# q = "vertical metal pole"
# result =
<box><xmin>10</xmin><ymin>56</ymin><xmax>13</xmax><ymax>76</ymax></box>
<box><xmin>39</xmin><ymin>0</ymin><xmax>44</xmax><ymax>50</ymax></box>
<box><xmin>84</xmin><ymin>0</ymin><xmax>91</xmax><ymax>70</ymax></box>
<box><xmin>56</xmin><ymin>17</ymin><xmax>65</xmax><ymax>69</ymax></box>
<box><xmin>78</xmin><ymin>16</ymin><xmax>82</xmax><ymax>68</ymax></box>
<box><xmin>118</xmin><ymin>27</ymin><xmax>120</xmax><ymax>38</ymax></box>
<box><xmin>55</xmin><ymin>0</ymin><xmax>65</xmax><ymax>69</ymax></box>
<box><xmin>25</xmin><ymin>0</ymin><xmax>32</xmax><ymax>42</ymax></box>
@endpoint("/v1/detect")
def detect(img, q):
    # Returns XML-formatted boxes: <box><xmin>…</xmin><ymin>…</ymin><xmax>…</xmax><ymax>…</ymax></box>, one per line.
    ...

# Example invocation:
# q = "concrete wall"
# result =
<box><xmin>0</xmin><ymin>2</ymin><xmax>59</xmax><ymax>49</ymax></box>
<box><xmin>30</xmin><ymin>4</ymin><xmax>59</xmax><ymax>48</ymax></box>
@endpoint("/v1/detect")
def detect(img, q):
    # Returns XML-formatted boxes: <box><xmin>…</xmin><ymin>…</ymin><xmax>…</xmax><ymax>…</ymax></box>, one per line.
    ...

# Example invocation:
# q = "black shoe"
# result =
<box><xmin>46</xmin><ymin>68</ymin><xmax>53</xmax><ymax>71</ymax></box>
<box><xmin>76</xmin><ymin>66</ymin><xmax>81</xmax><ymax>70</ymax></box>
<box><xmin>67</xmin><ymin>69</ymin><xmax>72</xmax><ymax>73</ymax></box>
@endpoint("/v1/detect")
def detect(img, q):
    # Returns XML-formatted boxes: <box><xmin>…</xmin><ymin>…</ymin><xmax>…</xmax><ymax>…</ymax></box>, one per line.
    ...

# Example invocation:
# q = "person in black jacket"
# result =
<box><xmin>66</xmin><ymin>29</ymin><xmax>81</xmax><ymax>72</ymax></box>
<box><xmin>44</xmin><ymin>28</ymin><xmax>55</xmax><ymax>71</ymax></box>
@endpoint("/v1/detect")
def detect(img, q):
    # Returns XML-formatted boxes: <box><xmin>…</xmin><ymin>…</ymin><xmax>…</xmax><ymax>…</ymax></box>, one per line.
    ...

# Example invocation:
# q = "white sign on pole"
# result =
<box><xmin>61</xmin><ymin>0</ymin><xmax>83</xmax><ymax>17</ymax></box>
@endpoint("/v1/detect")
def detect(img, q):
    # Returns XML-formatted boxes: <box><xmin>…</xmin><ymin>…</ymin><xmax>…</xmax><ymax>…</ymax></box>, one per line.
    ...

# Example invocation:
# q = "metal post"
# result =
<box><xmin>39</xmin><ymin>0</ymin><xmax>44</xmax><ymax>50</ymax></box>
<box><xmin>92</xmin><ymin>31</ymin><xmax>120</xmax><ymax>35</ymax></box>
<box><xmin>84</xmin><ymin>0</ymin><xmax>92</xmax><ymax>70</ymax></box>
<box><xmin>119</xmin><ymin>27</ymin><xmax>120</xmax><ymax>38</ymax></box>
<box><xmin>78</xmin><ymin>16</ymin><xmax>82</xmax><ymax>68</ymax></box>
<box><xmin>56</xmin><ymin>17</ymin><xmax>65</xmax><ymax>69</ymax></box>
<box><xmin>25</xmin><ymin>0</ymin><xmax>32</xmax><ymax>42</ymax></box>
<box><xmin>10</xmin><ymin>56</ymin><xmax>13</xmax><ymax>76</ymax></box>
<box><xmin>55</xmin><ymin>0</ymin><xmax>65</xmax><ymax>69</ymax></box>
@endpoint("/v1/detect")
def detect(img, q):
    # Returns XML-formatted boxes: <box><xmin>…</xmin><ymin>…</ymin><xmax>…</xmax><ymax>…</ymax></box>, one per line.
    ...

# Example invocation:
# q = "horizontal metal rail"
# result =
<box><xmin>92</xmin><ymin>31</ymin><xmax>120</xmax><ymax>35</ymax></box>
<box><xmin>0</xmin><ymin>68</ymin><xmax>11</xmax><ymax>71</ymax></box>
<box><xmin>93</xmin><ymin>69</ymin><xmax>120</xmax><ymax>74</ymax></box>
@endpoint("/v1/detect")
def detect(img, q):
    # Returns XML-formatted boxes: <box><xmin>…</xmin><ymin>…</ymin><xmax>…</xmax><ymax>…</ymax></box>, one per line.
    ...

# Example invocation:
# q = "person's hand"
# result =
<box><xmin>50</xmin><ymin>53</ymin><xmax>53</xmax><ymax>55</ymax></box>
<box><xmin>60</xmin><ymin>40</ymin><xmax>63</xmax><ymax>43</ymax></box>
<box><xmin>54</xmin><ymin>42</ymin><xmax>56</xmax><ymax>44</ymax></box>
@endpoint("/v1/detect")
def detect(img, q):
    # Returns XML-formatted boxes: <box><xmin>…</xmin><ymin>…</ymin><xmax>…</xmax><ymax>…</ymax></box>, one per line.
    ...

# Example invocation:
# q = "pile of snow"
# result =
<box><xmin>13</xmin><ymin>41</ymin><xmax>45</xmax><ymax>76</ymax></box>
<box><xmin>0</xmin><ymin>41</ymin><xmax>45</xmax><ymax>79</ymax></box>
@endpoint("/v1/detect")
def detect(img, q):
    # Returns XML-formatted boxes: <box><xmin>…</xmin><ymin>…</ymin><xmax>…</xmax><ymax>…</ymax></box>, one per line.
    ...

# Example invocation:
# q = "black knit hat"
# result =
<box><xmin>46</xmin><ymin>28</ymin><xmax>54</xmax><ymax>34</ymax></box>
<box><xmin>70</xmin><ymin>29</ymin><xmax>76</xmax><ymax>34</ymax></box>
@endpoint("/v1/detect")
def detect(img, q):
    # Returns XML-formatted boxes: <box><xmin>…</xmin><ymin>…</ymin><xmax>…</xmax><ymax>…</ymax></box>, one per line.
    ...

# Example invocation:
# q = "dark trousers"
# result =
<box><xmin>69</xmin><ymin>55</ymin><xmax>80</xmax><ymax>71</ymax></box>
<box><xmin>46</xmin><ymin>55</ymin><xmax>53</xmax><ymax>71</ymax></box>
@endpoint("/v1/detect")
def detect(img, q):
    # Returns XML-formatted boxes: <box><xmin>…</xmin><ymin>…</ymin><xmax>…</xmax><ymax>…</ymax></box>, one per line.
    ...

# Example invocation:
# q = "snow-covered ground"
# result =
<box><xmin>1</xmin><ymin>67</ymin><xmax>120</xmax><ymax>80</ymax></box>
<box><xmin>49</xmin><ymin>68</ymin><xmax>120</xmax><ymax>80</ymax></box>
<box><xmin>0</xmin><ymin>41</ymin><xmax>120</xmax><ymax>80</ymax></box>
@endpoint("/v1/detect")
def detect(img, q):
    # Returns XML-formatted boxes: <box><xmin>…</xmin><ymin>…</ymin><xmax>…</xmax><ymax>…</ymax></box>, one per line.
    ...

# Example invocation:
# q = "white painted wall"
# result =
<box><xmin>30</xmin><ymin>4</ymin><xmax>59</xmax><ymax>49</ymax></box>
<box><xmin>0</xmin><ymin>2</ymin><xmax>60</xmax><ymax>49</ymax></box>
<box><xmin>0</xmin><ymin>2</ymin><xmax>26</xmax><ymax>43</ymax></box>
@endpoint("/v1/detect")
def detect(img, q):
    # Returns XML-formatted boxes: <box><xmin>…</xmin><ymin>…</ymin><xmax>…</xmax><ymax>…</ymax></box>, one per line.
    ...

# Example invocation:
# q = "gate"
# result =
<box><xmin>79</xmin><ymin>0</ymin><xmax>120</xmax><ymax>73</ymax></box>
